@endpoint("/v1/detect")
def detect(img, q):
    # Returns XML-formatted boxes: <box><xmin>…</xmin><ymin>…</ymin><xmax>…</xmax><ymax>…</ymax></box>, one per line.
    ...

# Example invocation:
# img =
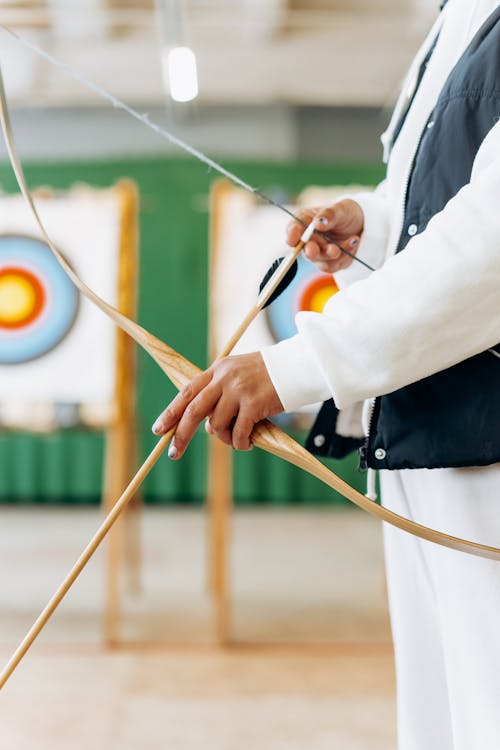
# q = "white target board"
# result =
<box><xmin>210</xmin><ymin>181</ymin><xmax>373</xmax><ymax>359</ymax></box>
<box><xmin>0</xmin><ymin>185</ymin><xmax>128</xmax><ymax>427</ymax></box>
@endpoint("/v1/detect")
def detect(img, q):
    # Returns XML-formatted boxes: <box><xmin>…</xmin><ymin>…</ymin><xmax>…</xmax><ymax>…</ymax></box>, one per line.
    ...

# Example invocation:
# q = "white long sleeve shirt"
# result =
<box><xmin>262</xmin><ymin>0</ymin><xmax>500</xmax><ymax>415</ymax></box>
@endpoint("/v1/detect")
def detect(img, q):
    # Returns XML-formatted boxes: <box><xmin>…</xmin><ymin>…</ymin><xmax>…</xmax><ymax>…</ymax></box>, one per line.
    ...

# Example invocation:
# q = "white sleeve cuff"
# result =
<box><xmin>260</xmin><ymin>334</ymin><xmax>332</xmax><ymax>413</ymax></box>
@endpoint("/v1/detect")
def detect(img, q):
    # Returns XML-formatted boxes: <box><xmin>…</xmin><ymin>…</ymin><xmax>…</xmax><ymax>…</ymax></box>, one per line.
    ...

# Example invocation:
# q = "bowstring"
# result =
<box><xmin>1</xmin><ymin>26</ymin><xmax>375</xmax><ymax>273</ymax></box>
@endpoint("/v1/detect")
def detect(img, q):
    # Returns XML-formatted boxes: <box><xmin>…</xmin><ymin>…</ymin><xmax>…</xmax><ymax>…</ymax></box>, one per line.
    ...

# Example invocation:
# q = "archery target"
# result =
<box><xmin>0</xmin><ymin>235</ymin><xmax>79</xmax><ymax>364</ymax></box>
<box><xmin>266</xmin><ymin>255</ymin><xmax>339</xmax><ymax>342</ymax></box>
<box><xmin>0</xmin><ymin>187</ymin><xmax>126</xmax><ymax>413</ymax></box>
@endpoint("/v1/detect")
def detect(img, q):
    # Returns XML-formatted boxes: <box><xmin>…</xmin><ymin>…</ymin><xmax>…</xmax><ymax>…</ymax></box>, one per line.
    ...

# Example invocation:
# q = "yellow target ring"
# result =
<box><xmin>308</xmin><ymin>284</ymin><xmax>337</xmax><ymax>313</ymax></box>
<box><xmin>0</xmin><ymin>267</ymin><xmax>46</xmax><ymax>329</ymax></box>
<box><xmin>298</xmin><ymin>275</ymin><xmax>339</xmax><ymax>314</ymax></box>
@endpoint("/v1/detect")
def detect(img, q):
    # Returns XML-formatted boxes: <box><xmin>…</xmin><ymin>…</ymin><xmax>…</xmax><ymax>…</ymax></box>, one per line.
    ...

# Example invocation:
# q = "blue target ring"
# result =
<box><xmin>266</xmin><ymin>255</ymin><xmax>339</xmax><ymax>342</ymax></box>
<box><xmin>0</xmin><ymin>235</ymin><xmax>79</xmax><ymax>364</ymax></box>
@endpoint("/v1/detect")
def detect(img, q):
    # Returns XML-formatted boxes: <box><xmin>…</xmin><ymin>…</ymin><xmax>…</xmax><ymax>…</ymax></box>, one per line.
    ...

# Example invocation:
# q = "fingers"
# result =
<box><xmin>206</xmin><ymin>390</ymin><xmax>255</xmax><ymax>451</ymax></box>
<box><xmin>152</xmin><ymin>352</ymin><xmax>282</xmax><ymax>460</ymax></box>
<box><xmin>152</xmin><ymin>369</ymin><xmax>213</xmax><ymax>436</ymax></box>
<box><xmin>168</xmin><ymin>381</ymin><xmax>222</xmax><ymax>459</ymax></box>
<box><xmin>311</xmin><ymin>204</ymin><xmax>343</xmax><ymax>232</ymax></box>
<box><xmin>286</xmin><ymin>205</ymin><xmax>343</xmax><ymax>247</ymax></box>
<box><xmin>172</xmin><ymin>391</ymin><xmax>254</xmax><ymax>457</ymax></box>
<box><xmin>286</xmin><ymin>208</ymin><xmax>317</xmax><ymax>247</ymax></box>
<box><xmin>313</xmin><ymin>199</ymin><xmax>364</xmax><ymax>238</ymax></box>
<box><xmin>303</xmin><ymin>239</ymin><xmax>341</xmax><ymax>263</ymax></box>
<box><xmin>152</xmin><ymin>374</ymin><xmax>253</xmax><ymax>459</ymax></box>
<box><xmin>337</xmin><ymin>236</ymin><xmax>360</xmax><ymax>266</ymax></box>
<box><xmin>286</xmin><ymin>200</ymin><xmax>364</xmax><ymax>270</ymax></box>
<box><xmin>303</xmin><ymin>235</ymin><xmax>360</xmax><ymax>271</ymax></box>
<box><xmin>231</xmin><ymin>409</ymin><xmax>255</xmax><ymax>451</ymax></box>
<box><xmin>206</xmin><ymin>398</ymin><xmax>238</xmax><ymax>447</ymax></box>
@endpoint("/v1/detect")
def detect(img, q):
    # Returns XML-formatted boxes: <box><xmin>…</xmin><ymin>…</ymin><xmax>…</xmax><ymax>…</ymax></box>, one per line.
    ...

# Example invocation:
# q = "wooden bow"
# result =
<box><xmin>1</xmin><ymin>63</ymin><xmax>500</xmax><ymax>689</ymax></box>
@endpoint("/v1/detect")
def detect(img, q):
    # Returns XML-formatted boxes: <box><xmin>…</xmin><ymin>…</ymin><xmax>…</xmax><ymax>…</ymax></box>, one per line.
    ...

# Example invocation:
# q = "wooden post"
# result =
<box><xmin>102</xmin><ymin>180</ymin><xmax>139</xmax><ymax>644</ymax></box>
<box><xmin>207</xmin><ymin>180</ymin><xmax>235</xmax><ymax>644</ymax></box>
<box><xmin>206</xmin><ymin>439</ymin><xmax>233</xmax><ymax>643</ymax></box>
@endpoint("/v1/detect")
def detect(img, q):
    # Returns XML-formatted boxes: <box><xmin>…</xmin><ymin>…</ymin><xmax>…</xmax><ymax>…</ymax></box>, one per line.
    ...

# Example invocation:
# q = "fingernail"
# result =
<box><xmin>350</xmin><ymin>238</ymin><xmax>359</xmax><ymax>247</ymax></box>
<box><xmin>152</xmin><ymin>418</ymin><xmax>163</xmax><ymax>434</ymax></box>
<box><xmin>168</xmin><ymin>444</ymin><xmax>178</xmax><ymax>459</ymax></box>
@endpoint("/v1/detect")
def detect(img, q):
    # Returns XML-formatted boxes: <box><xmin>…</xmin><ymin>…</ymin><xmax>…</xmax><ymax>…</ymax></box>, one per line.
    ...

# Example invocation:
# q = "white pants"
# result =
<box><xmin>380</xmin><ymin>464</ymin><xmax>500</xmax><ymax>750</ymax></box>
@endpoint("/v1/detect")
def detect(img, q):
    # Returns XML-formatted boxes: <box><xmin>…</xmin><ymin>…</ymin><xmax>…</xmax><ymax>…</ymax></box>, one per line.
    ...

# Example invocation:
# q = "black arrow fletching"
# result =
<box><xmin>259</xmin><ymin>257</ymin><xmax>298</xmax><ymax>309</ymax></box>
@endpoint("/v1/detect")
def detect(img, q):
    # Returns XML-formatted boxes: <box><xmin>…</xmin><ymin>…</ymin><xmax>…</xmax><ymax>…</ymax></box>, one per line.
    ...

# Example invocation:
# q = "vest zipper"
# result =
<box><xmin>359</xmin><ymin>397</ymin><xmax>377</xmax><ymax>470</ymax></box>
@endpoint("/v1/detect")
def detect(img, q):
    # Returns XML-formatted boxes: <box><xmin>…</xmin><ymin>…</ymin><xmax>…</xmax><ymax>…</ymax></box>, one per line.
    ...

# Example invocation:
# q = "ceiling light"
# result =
<box><xmin>165</xmin><ymin>46</ymin><xmax>199</xmax><ymax>103</ymax></box>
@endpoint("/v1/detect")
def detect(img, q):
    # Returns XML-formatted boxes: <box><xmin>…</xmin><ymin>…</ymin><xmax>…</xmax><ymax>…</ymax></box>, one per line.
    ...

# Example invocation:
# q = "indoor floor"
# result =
<box><xmin>0</xmin><ymin>506</ymin><xmax>396</xmax><ymax>749</ymax></box>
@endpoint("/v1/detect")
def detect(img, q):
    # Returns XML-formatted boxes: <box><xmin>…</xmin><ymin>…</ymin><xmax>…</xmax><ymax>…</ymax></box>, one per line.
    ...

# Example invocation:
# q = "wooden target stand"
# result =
<box><xmin>0</xmin><ymin>180</ymin><xmax>140</xmax><ymax>645</ymax></box>
<box><xmin>207</xmin><ymin>179</ymin><xmax>374</xmax><ymax>645</ymax></box>
<box><xmin>208</xmin><ymin>178</ymin><xmax>285</xmax><ymax>643</ymax></box>
<box><xmin>208</xmin><ymin>178</ymin><xmax>306</xmax><ymax>643</ymax></box>
<box><xmin>207</xmin><ymin>180</ymin><xmax>235</xmax><ymax>644</ymax></box>
<box><xmin>101</xmin><ymin>180</ymin><xmax>140</xmax><ymax>644</ymax></box>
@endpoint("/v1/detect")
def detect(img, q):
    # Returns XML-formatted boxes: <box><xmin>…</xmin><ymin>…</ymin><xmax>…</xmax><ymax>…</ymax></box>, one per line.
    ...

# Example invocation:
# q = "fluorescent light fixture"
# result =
<box><xmin>167</xmin><ymin>46</ymin><xmax>199</xmax><ymax>103</ymax></box>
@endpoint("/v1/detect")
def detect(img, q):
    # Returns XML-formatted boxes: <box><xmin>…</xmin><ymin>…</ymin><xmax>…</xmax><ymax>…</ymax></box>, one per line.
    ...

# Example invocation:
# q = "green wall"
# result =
<box><xmin>0</xmin><ymin>156</ymin><xmax>384</xmax><ymax>505</ymax></box>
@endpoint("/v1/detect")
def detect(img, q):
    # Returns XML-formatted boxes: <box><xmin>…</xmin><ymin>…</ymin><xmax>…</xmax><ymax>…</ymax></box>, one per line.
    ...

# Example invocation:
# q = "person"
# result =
<box><xmin>152</xmin><ymin>1</ymin><xmax>500</xmax><ymax>747</ymax></box>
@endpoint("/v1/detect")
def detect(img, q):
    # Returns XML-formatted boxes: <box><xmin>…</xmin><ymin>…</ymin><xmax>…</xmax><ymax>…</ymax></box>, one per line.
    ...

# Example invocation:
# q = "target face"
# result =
<box><xmin>266</xmin><ymin>256</ymin><xmax>339</xmax><ymax>341</ymax></box>
<box><xmin>0</xmin><ymin>235</ymin><xmax>79</xmax><ymax>364</ymax></box>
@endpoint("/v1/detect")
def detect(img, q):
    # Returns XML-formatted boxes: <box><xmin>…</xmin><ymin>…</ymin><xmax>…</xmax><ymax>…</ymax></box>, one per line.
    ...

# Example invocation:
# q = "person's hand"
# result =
<box><xmin>152</xmin><ymin>352</ymin><xmax>283</xmax><ymax>458</ymax></box>
<box><xmin>287</xmin><ymin>198</ymin><xmax>364</xmax><ymax>273</ymax></box>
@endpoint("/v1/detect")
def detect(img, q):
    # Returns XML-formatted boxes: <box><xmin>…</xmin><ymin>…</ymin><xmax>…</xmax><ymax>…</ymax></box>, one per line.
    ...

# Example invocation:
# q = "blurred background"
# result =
<box><xmin>0</xmin><ymin>2</ymin><xmax>438</xmax><ymax>749</ymax></box>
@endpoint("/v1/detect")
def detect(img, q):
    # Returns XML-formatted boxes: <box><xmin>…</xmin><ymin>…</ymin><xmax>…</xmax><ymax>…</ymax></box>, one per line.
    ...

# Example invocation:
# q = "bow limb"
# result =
<box><xmin>250</xmin><ymin>421</ymin><xmax>500</xmax><ymax>562</ymax></box>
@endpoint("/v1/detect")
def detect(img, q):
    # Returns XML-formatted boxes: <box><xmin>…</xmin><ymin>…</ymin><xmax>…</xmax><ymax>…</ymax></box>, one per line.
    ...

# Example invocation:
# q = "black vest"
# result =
<box><xmin>307</xmin><ymin>6</ymin><xmax>500</xmax><ymax>470</ymax></box>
